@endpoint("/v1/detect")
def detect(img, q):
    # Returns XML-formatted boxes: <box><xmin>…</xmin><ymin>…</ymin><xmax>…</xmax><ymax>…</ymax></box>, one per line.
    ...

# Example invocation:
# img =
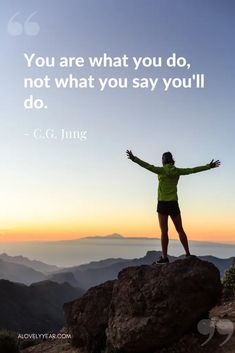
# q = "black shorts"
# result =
<box><xmin>157</xmin><ymin>201</ymin><xmax>181</xmax><ymax>216</ymax></box>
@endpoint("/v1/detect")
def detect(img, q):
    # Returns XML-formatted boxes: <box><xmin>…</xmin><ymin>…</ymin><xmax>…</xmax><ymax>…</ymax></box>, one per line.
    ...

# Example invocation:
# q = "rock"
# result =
<box><xmin>64</xmin><ymin>280</ymin><xmax>115</xmax><ymax>353</ymax></box>
<box><xmin>20</xmin><ymin>298</ymin><xmax>235</xmax><ymax>353</ymax></box>
<box><xmin>106</xmin><ymin>256</ymin><xmax>221</xmax><ymax>353</ymax></box>
<box><xmin>64</xmin><ymin>256</ymin><xmax>221</xmax><ymax>353</ymax></box>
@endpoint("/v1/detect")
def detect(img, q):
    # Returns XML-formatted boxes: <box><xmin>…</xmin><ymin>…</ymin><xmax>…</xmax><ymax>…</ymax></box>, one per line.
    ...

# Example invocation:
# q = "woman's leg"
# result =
<box><xmin>158</xmin><ymin>214</ymin><xmax>169</xmax><ymax>258</ymax></box>
<box><xmin>170</xmin><ymin>214</ymin><xmax>190</xmax><ymax>256</ymax></box>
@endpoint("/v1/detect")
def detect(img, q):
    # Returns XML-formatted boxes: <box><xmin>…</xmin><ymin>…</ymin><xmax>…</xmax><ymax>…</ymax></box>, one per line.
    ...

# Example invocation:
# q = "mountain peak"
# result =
<box><xmin>105</xmin><ymin>233</ymin><xmax>124</xmax><ymax>239</ymax></box>
<box><xmin>83</xmin><ymin>233</ymin><xmax>124</xmax><ymax>240</ymax></box>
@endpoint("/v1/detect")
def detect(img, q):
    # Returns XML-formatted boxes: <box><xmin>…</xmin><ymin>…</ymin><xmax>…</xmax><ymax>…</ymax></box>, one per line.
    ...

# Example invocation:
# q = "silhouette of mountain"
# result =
<box><xmin>84</xmin><ymin>233</ymin><xmax>124</xmax><ymax>239</ymax></box>
<box><xmin>62</xmin><ymin>257</ymin><xmax>128</xmax><ymax>272</ymax></box>
<box><xmin>49</xmin><ymin>233</ymin><xmax>160</xmax><ymax>244</ymax></box>
<box><xmin>0</xmin><ymin>258</ymin><xmax>46</xmax><ymax>285</ymax></box>
<box><xmin>47</xmin><ymin>272</ymin><xmax>81</xmax><ymax>288</ymax></box>
<box><xmin>56</xmin><ymin>251</ymin><xmax>235</xmax><ymax>290</ymax></box>
<box><xmin>0</xmin><ymin>253</ymin><xmax>59</xmax><ymax>273</ymax></box>
<box><xmin>194</xmin><ymin>255</ymin><xmax>234</xmax><ymax>278</ymax></box>
<box><xmin>0</xmin><ymin>279</ymin><xmax>84</xmax><ymax>333</ymax></box>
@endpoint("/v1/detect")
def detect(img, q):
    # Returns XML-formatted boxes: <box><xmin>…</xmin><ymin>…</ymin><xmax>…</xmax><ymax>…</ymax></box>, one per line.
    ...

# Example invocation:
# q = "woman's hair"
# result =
<box><xmin>162</xmin><ymin>152</ymin><xmax>175</xmax><ymax>165</ymax></box>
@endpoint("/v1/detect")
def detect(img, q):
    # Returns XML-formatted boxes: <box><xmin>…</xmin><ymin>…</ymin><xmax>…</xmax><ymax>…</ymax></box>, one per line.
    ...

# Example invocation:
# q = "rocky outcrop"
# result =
<box><xmin>64</xmin><ymin>256</ymin><xmax>221</xmax><ymax>353</ymax></box>
<box><xmin>21</xmin><ymin>298</ymin><xmax>235</xmax><ymax>353</ymax></box>
<box><xmin>107</xmin><ymin>256</ymin><xmax>221</xmax><ymax>353</ymax></box>
<box><xmin>64</xmin><ymin>280</ymin><xmax>115</xmax><ymax>353</ymax></box>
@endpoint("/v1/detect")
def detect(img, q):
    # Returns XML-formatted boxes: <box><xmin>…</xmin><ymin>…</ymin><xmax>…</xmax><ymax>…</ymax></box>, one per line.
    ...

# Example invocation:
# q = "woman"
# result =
<box><xmin>126</xmin><ymin>150</ymin><xmax>220</xmax><ymax>264</ymax></box>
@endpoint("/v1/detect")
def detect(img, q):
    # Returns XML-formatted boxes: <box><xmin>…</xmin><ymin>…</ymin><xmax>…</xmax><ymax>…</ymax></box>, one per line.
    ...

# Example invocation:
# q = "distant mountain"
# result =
<box><xmin>0</xmin><ymin>258</ymin><xmax>46</xmax><ymax>285</ymax></box>
<box><xmin>0</xmin><ymin>258</ymin><xmax>85</xmax><ymax>288</ymax></box>
<box><xmin>196</xmin><ymin>255</ymin><xmax>234</xmax><ymax>278</ymax></box>
<box><xmin>81</xmin><ymin>233</ymin><xmax>161</xmax><ymax>240</ymax></box>
<box><xmin>0</xmin><ymin>251</ymin><xmax>233</xmax><ymax>291</ymax></box>
<box><xmin>0</xmin><ymin>253</ymin><xmax>59</xmax><ymax>274</ymax></box>
<box><xmin>56</xmin><ymin>251</ymin><xmax>235</xmax><ymax>290</ymax></box>
<box><xmin>74</xmin><ymin>258</ymin><xmax>128</xmax><ymax>271</ymax></box>
<box><xmin>58</xmin><ymin>251</ymin><xmax>168</xmax><ymax>290</ymax></box>
<box><xmin>83</xmin><ymin>233</ymin><xmax>124</xmax><ymax>239</ymax></box>
<box><xmin>106</xmin><ymin>233</ymin><xmax>124</xmax><ymax>238</ymax></box>
<box><xmin>0</xmin><ymin>279</ymin><xmax>84</xmax><ymax>333</ymax></box>
<box><xmin>47</xmin><ymin>272</ymin><xmax>81</xmax><ymax>288</ymax></box>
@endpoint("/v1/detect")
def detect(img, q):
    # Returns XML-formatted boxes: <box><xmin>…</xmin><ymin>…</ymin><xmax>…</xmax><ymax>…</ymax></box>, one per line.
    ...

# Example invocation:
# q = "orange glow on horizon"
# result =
<box><xmin>0</xmin><ymin>219</ymin><xmax>234</xmax><ymax>243</ymax></box>
<box><xmin>0</xmin><ymin>205</ymin><xmax>234</xmax><ymax>242</ymax></box>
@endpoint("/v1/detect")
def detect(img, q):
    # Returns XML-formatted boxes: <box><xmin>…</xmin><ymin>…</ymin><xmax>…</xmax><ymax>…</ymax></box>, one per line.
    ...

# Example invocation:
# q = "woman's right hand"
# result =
<box><xmin>126</xmin><ymin>150</ymin><xmax>135</xmax><ymax>161</ymax></box>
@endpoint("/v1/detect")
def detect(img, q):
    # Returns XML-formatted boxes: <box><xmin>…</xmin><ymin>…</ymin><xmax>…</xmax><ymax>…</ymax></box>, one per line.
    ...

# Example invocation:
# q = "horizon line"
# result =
<box><xmin>0</xmin><ymin>234</ymin><xmax>235</xmax><ymax>246</ymax></box>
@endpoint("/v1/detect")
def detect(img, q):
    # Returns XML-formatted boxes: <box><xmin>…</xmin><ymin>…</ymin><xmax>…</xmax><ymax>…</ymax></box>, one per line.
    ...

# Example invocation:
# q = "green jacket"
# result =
<box><xmin>133</xmin><ymin>156</ymin><xmax>211</xmax><ymax>201</ymax></box>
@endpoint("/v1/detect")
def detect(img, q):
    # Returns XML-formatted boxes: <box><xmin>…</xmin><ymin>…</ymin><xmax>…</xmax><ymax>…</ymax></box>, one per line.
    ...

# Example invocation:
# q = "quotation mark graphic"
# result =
<box><xmin>197</xmin><ymin>318</ymin><xmax>234</xmax><ymax>346</ymax></box>
<box><xmin>7</xmin><ymin>12</ymin><xmax>40</xmax><ymax>36</ymax></box>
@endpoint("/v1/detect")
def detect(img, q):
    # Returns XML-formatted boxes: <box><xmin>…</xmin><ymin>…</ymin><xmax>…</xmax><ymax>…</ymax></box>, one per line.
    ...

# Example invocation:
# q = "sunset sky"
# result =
<box><xmin>0</xmin><ymin>1</ymin><xmax>234</xmax><ymax>243</ymax></box>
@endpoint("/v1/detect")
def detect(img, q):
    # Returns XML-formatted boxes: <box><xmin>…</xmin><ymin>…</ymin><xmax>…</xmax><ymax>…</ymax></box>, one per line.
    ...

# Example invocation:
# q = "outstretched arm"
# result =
<box><xmin>126</xmin><ymin>150</ymin><xmax>163</xmax><ymax>174</ymax></box>
<box><xmin>176</xmin><ymin>159</ymin><xmax>221</xmax><ymax>175</ymax></box>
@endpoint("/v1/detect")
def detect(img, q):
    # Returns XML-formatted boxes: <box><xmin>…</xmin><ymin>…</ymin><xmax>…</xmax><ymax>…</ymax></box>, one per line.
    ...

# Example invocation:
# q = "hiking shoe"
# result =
<box><xmin>153</xmin><ymin>256</ymin><xmax>169</xmax><ymax>264</ymax></box>
<box><xmin>157</xmin><ymin>256</ymin><xmax>169</xmax><ymax>264</ymax></box>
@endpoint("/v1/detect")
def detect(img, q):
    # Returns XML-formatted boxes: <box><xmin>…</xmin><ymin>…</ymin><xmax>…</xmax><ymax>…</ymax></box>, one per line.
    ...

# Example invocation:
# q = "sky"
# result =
<box><xmin>0</xmin><ymin>0</ymin><xmax>234</xmax><ymax>242</ymax></box>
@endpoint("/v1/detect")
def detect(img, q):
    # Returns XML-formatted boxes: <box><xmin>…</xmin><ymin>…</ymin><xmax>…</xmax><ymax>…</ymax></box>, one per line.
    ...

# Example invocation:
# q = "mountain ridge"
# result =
<box><xmin>0</xmin><ymin>252</ymin><xmax>59</xmax><ymax>273</ymax></box>
<box><xmin>0</xmin><ymin>279</ymin><xmax>84</xmax><ymax>333</ymax></box>
<box><xmin>56</xmin><ymin>251</ymin><xmax>235</xmax><ymax>290</ymax></box>
<box><xmin>0</xmin><ymin>251</ymin><xmax>234</xmax><ymax>290</ymax></box>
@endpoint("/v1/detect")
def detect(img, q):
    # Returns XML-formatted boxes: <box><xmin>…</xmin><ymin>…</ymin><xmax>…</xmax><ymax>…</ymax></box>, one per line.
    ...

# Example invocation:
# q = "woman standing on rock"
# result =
<box><xmin>126</xmin><ymin>150</ymin><xmax>220</xmax><ymax>264</ymax></box>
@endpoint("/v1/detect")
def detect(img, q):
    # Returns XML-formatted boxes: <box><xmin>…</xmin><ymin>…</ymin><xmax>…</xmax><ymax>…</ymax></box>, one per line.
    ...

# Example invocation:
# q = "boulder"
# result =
<box><xmin>106</xmin><ymin>256</ymin><xmax>221</xmax><ymax>353</ymax></box>
<box><xmin>64</xmin><ymin>280</ymin><xmax>115</xmax><ymax>353</ymax></box>
<box><xmin>64</xmin><ymin>256</ymin><xmax>221</xmax><ymax>353</ymax></box>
